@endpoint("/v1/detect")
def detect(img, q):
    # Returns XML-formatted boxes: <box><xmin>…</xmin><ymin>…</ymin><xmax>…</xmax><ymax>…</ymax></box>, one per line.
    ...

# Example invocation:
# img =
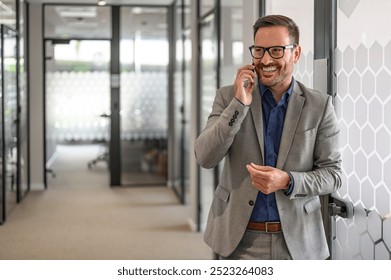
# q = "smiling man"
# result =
<box><xmin>194</xmin><ymin>15</ymin><xmax>342</xmax><ymax>260</ymax></box>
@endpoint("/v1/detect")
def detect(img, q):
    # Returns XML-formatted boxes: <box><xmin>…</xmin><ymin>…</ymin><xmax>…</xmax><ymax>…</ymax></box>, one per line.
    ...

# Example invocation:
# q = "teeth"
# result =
<box><xmin>263</xmin><ymin>66</ymin><xmax>277</xmax><ymax>72</ymax></box>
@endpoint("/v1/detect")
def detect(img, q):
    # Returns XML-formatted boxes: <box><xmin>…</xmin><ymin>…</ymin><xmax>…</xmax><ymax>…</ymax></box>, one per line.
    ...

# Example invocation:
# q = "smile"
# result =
<box><xmin>262</xmin><ymin>66</ymin><xmax>278</xmax><ymax>72</ymax></box>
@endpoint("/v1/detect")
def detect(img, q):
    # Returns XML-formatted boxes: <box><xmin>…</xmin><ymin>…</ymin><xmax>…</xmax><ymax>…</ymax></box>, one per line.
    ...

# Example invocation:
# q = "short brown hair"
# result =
<box><xmin>253</xmin><ymin>14</ymin><xmax>300</xmax><ymax>45</ymax></box>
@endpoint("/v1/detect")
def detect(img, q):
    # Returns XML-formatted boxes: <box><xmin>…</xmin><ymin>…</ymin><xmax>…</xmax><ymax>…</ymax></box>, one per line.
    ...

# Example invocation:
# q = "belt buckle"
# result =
<box><xmin>265</xmin><ymin>221</ymin><xmax>280</xmax><ymax>233</ymax></box>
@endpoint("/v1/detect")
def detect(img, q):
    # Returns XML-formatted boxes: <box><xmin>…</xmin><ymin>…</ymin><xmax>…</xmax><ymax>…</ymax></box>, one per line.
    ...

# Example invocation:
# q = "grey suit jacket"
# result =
<box><xmin>194</xmin><ymin>80</ymin><xmax>342</xmax><ymax>260</ymax></box>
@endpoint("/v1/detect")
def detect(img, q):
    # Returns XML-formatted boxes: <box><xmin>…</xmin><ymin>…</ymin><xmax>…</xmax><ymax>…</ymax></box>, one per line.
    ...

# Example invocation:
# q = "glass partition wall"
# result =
<box><xmin>1</xmin><ymin>25</ymin><xmax>18</xmax><ymax>224</ymax></box>
<box><xmin>44</xmin><ymin>4</ymin><xmax>170</xmax><ymax>188</ymax></box>
<box><xmin>196</xmin><ymin>0</ymin><xmax>244</xmax><ymax>231</ymax></box>
<box><xmin>182</xmin><ymin>0</ymin><xmax>192</xmax><ymax>203</ymax></box>
<box><xmin>0</xmin><ymin>0</ymin><xmax>28</xmax><ymax>224</ymax></box>
<box><xmin>18</xmin><ymin>0</ymin><xmax>28</xmax><ymax>202</ymax></box>
<box><xmin>169</xmin><ymin>0</ymin><xmax>192</xmax><ymax>203</ymax></box>
<box><xmin>44</xmin><ymin>5</ymin><xmax>111</xmax><ymax>187</ymax></box>
<box><xmin>44</xmin><ymin>39</ymin><xmax>111</xmax><ymax>173</ymax></box>
<box><xmin>199</xmin><ymin>11</ymin><xmax>218</xmax><ymax>231</ymax></box>
<box><xmin>172</xmin><ymin>0</ymin><xmax>186</xmax><ymax>202</ymax></box>
<box><xmin>120</xmin><ymin>6</ymin><xmax>169</xmax><ymax>186</ymax></box>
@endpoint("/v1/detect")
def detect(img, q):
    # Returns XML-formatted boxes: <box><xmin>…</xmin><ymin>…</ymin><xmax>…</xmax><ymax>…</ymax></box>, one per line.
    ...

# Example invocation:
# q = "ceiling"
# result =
<box><xmin>1</xmin><ymin>0</ymin><xmax>176</xmax><ymax>39</ymax></box>
<box><xmin>45</xmin><ymin>5</ymin><xmax>171</xmax><ymax>39</ymax></box>
<box><xmin>1</xmin><ymin>0</ymin><xmax>241</xmax><ymax>40</ymax></box>
<box><xmin>27</xmin><ymin>0</ymin><xmax>174</xmax><ymax>5</ymax></box>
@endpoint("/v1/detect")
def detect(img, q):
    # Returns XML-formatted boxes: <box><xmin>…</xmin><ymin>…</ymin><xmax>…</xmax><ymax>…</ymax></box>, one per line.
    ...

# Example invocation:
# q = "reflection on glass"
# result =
<box><xmin>0</xmin><ymin>26</ymin><xmax>3</xmax><ymax>223</ymax></box>
<box><xmin>0</xmin><ymin>0</ymin><xmax>17</xmax><ymax>29</ymax></box>
<box><xmin>172</xmin><ymin>0</ymin><xmax>185</xmax><ymax>202</ymax></box>
<box><xmin>199</xmin><ymin>16</ymin><xmax>217</xmax><ymax>231</ymax></box>
<box><xmin>220</xmin><ymin>2</ymin><xmax>243</xmax><ymax>87</ymax></box>
<box><xmin>0</xmin><ymin>25</ymin><xmax>18</xmax><ymax>222</ymax></box>
<box><xmin>200</xmin><ymin>0</ymin><xmax>215</xmax><ymax>17</ymax></box>
<box><xmin>18</xmin><ymin>0</ymin><xmax>29</xmax><ymax>200</ymax></box>
<box><xmin>44</xmin><ymin>5</ymin><xmax>111</xmax><ymax>39</ymax></box>
<box><xmin>183</xmin><ymin>0</ymin><xmax>192</xmax><ymax>204</ymax></box>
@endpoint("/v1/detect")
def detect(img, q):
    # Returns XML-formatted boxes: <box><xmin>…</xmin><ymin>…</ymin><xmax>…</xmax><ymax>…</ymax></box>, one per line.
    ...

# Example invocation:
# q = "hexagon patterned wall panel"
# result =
<box><xmin>333</xmin><ymin>37</ymin><xmax>391</xmax><ymax>259</ymax></box>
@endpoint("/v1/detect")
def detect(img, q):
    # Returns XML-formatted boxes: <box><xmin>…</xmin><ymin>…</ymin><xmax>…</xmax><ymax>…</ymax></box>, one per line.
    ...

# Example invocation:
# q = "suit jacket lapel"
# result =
<box><xmin>276</xmin><ymin>81</ymin><xmax>305</xmax><ymax>169</ymax></box>
<box><xmin>250</xmin><ymin>81</ymin><xmax>264</xmax><ymax>165</ymax></box>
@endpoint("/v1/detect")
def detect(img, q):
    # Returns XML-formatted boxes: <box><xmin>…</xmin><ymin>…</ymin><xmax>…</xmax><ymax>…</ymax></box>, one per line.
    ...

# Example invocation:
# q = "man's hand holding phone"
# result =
<box><xmin>234</xmin><ymin>64</ymin><xmax>256</xmax><ymax>106</ymax></box>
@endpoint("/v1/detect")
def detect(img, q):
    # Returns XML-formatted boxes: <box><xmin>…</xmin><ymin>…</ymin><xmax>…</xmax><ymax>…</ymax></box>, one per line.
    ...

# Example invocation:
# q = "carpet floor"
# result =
<box><xmin>0</xmin><ymin>145</ymin><xmax>213</xmax><ymax>260</ymax></box>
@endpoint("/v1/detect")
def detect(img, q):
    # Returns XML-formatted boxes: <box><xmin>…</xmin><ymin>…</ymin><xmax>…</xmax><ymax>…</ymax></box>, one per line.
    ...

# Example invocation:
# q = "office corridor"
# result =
<box><xmin>0</xmin><ymin>145</ymin><xmax>212</xmax><ymax>260</ymax></box>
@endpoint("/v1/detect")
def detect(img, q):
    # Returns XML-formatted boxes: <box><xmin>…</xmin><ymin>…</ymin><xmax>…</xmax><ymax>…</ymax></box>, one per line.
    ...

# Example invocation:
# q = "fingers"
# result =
<box><xmin>234</xmin><ymin>64</ymin><xmax>257</xmax><ymax>106</ymax></box>
<box><xmin>246</xmin><ymin>163</ymin><xmax>278</xmax><ymax>194</ymax></box>
<box><xmin>248</xmin><ymin>163</ymin><xmax>273</xmax><ymax>171</ymax></box>
<box><xmin>236</xmin><ymin>65</ymin><xmax>256</xmax><ymax>85</ymax></box>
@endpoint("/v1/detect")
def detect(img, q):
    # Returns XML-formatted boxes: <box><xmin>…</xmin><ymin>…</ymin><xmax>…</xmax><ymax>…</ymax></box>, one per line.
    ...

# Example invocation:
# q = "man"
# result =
<box><xmin>194</xmin><ymin>14</ymin><xmax>341</xmax><ymax>260</ymax></box>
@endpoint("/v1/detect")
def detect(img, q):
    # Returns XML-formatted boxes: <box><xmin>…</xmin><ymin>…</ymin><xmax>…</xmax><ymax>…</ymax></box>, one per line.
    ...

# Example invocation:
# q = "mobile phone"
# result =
<box><xmin>243</xmin><ymin>62</ymin><xmax>255</xmax><ymax>88</ymax></box>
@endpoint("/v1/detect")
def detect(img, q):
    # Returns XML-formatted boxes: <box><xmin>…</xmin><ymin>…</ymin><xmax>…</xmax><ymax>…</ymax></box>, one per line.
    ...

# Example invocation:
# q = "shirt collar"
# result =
<box><xmin>259</xmin><ymin>77</ymin><xmax>295</xmax><ymax>104</ymax></box>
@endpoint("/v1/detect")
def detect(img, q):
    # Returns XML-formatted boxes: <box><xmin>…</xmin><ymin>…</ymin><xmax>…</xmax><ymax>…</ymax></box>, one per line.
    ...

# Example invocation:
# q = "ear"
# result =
<box><xmin>293</xmin><ymin>44</ymin><xmax>302</xmax><ymax>64</ymax></box>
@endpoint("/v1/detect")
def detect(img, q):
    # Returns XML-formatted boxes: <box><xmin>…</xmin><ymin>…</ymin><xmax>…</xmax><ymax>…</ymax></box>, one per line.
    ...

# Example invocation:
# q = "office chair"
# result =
<box><xmin>87</xmin><ymin>113</ymin><xmax>110</xmax><ymax>169</ymax></box>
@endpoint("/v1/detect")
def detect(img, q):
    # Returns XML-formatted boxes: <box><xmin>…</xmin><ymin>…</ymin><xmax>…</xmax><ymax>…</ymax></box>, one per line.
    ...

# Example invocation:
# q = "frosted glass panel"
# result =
<box><xmin>265</xmin><ymin>0</ymin><xmax>314</xmax><ymax>88</ymax></box>
<box><xmin>120</xmin><ymin>71</ymin><xmax>167</xmax><ymax>140</ymax></box>
<box><xmin>46</xmin><ymin>71</ymin><xmax>110</xmax><ymax>142</ymax></box>
<box><xmin>334</xmin><ymin>0</ymin><xmax>391</xmax><ymax>260</ymax></box>
<box><xmin>45</xmin><ymin>39</ymin><xmax>110</xmax><ymax>172</ymax></box>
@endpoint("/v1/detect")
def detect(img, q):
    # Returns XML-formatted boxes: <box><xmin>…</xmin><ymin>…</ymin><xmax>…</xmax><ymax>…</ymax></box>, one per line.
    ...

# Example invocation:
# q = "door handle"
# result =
<box><xmin>328</xmin><ymin>195</ymin><xmax>354</xmax><ymax>219</ymax></box>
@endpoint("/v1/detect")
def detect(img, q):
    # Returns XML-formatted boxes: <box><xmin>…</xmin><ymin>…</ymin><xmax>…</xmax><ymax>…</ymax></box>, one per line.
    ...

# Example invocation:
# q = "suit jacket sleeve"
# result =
<box><xmin>194</xmin><ymin>86</ymin><xmax>249</xmax><ymax>169</ymax></box>
<box><xmin>288</xmin><ymin>95</ymin><xmax>342</xmax><ymax>198</ymax></box>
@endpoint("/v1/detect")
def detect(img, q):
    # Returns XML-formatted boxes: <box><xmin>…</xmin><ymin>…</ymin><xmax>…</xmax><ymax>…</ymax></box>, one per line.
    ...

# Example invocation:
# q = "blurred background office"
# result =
<box><xmin>0</xmin><ymin>0</ymin><xmax>390</xmax><ymax>260</ymax></box>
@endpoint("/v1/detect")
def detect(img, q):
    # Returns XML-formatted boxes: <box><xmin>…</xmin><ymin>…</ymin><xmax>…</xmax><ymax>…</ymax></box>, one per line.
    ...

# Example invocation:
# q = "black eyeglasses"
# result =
<box><xmin>249</xmin><ymin>44</ymin><xmax>296</xmax><ymax>59</ymax></box>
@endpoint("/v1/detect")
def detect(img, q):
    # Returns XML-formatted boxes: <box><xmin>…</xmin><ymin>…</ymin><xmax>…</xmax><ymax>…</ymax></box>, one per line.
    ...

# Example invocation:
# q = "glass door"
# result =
<box><xmin>199</xmin><ymin>11</ymin><xmax>218</xmax><ymax>231</ymax></box>
<box><xmin>43</xmin><ymin>5</ymin><xmax>112</xmax><ymax>187</ymax></box>
<box><xmin>45</xmin><ymin>39</ymin><xmax>111</xmax><ymax>186</ymax></box>
<box><xmin>120</xmin><ymin>6</ymin><xmax>169</xmax><ymax>186</ymax></box>
<box><xmin>0</xmin><ymin>25</ymin><xmax>18</xmax><ymax>224</ymax></box>
<box><xmin>332</xmin><ymin>0</ymin><xmax>391</xmax><ymax>259</ymax></box>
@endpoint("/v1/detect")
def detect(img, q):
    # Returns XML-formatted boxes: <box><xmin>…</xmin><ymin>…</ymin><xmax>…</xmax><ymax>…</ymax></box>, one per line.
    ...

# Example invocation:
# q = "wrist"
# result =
<box><xmin>283</xmin><ymin>172</ymin><xmax>294</xmax><ymax>195</ymax></box>
<box><xmin>283</xmin><ymin>172</ymin><xmax>291</xmax><ymax>189</ymax></box>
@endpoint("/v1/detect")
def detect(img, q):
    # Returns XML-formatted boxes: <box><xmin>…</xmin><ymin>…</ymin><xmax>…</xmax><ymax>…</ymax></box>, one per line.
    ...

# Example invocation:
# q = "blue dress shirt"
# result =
<box><xmin>249</xmin><ymin>79</ymin><xmax>294</xmax><ymax>222</ymax></box>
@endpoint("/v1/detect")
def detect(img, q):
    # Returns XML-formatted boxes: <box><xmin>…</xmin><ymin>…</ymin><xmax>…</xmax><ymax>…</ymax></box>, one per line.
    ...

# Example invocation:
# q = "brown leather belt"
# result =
<box><xmin>247</xmin><ymin>221</ymin><xmax>282</xmax><ymax>233</ymax></box>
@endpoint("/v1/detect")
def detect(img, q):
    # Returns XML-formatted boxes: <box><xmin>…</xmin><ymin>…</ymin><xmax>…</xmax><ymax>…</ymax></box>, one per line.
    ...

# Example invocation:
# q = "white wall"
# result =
<box><xmin>28</xmin><ymin>3</ymin><xmax>45</xmax><ymax>190</ymax></box>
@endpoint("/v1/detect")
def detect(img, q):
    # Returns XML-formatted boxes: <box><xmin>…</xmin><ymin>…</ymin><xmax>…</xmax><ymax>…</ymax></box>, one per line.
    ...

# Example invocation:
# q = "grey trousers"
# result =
<box><xmin>219</xmin><ymin>229</ymin><xmax>292</xmax><ymax>260</ymax></box>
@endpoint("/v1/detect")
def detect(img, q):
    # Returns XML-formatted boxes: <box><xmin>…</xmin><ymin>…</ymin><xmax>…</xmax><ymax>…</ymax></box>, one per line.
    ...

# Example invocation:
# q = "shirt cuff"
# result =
<box><xmin>234</xmin><ymin>97</ymin><xmax>248</xmax><ymax>107</ymax></box>
<box><xmin>283</xmin><ymin>171</ymin><xmax>294</xmax><ymax>196</ymax></box>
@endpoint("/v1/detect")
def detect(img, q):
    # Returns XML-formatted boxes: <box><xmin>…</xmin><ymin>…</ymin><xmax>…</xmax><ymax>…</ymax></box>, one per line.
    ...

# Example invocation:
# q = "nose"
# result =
<box><xmin>260</xmin><ymin>50</ymin><xmax>274</xmax><ymax>64</ymax></box>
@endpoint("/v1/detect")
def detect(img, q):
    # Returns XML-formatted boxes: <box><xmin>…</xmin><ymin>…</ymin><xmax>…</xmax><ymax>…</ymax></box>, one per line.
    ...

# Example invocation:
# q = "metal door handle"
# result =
<box><xmin>328</xmin><ymin>195</ymin><xmax>354</xmax><ymax>219</ymax></box>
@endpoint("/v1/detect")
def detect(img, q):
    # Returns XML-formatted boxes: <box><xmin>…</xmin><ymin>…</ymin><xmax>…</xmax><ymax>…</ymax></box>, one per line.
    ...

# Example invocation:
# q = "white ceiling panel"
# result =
<box><xmin>27</xmin><ymin>0</ymin><xmax>174</xmax><ymax>5</ymax></box>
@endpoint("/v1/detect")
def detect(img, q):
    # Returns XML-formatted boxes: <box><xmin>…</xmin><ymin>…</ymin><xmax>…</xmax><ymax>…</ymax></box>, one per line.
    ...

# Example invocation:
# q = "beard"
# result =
<box><xmin>256</xmin><ymin>62</ymin><xmax>294</xmax><ymax>89</ymax></box>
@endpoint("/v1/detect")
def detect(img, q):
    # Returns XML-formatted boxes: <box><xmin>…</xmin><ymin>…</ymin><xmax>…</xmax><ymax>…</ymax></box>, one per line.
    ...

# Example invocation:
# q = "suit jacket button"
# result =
<box><xmin>234</xmin><ymin>111</ymin><xmax>239</xmax><ymax>116</ymax></box>
<box><xmin>249</xmin><ymin>200</ymin><xmax>254</xmax><ymax>206</ymax></box>
<box><xmin>228</xmin><ymin>122</ymin><xmax>233</xmax><ymax>126</ymax></box>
